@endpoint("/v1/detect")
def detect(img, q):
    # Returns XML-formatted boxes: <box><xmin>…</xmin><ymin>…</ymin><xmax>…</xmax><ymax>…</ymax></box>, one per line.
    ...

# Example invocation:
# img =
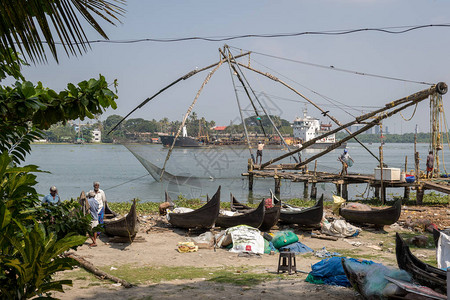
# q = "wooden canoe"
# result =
<box><xmin>395</xmin><ymin>232</ymin><xmax>447</xmax><ymax>294</ymax></box>
<box><xmin>104</xmin><ymin>201</ymin><xmax>118</xmax><ymax>220</ymax></box>
<box><xmin>167</xmin><ymin>186</ymin><xmax>221</xmax><ymax>229</ymax></box>
<box><xmin>272</xmin><ymin>192</ymin><xmax>323</xmax><ymax>226</ymax></box>
<box><xmin>104</xmin><ymin>199</ymin><xmax>139</xmax><ymax>239</ymax></box>
<box><xmin>339</xmin><ymin>199</ymin><xmax>401</xmax><ymax>226</ymax></box>
<box><xmin>230</xmin><ymin>194</ymin><xmax>281</xmax><ymax>231</ymax></box>
<box><xmin>216</xmin><ymin>198</ymin><xmax>265</xmax><ymax>229</ymax></box>
<box><xmin>342</xmin><ymin>257</ymin><xmax>446</xmax><ymax>299</ymax></box>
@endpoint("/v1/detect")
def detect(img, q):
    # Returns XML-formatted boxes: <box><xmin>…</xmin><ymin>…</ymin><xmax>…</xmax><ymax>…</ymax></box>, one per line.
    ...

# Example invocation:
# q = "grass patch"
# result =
<box><xmin>74</xmin><ymin>265</ymin><xmax>287</xmax><ymax>286</ymax></box>
<box><xmin>208</xmin><ymin>272</ymin><xmax>281</xmax><ymax>286</ymax></box>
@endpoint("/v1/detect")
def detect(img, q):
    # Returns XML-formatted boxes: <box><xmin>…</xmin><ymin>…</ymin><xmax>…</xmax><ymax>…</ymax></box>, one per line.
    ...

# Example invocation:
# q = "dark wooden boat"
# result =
<box><xmin>104</xmin><ymin>201</ymin><xmax>118</xmax><ymax>220</ymax></box>
<box><xmin>167</xmin><ymin>186</ymin><xmax>221</xmax><ymax>229</ymax></box>
<box><xmin>104</xmin><ymin>199</ymin><xmax>139</xmax><ymax>239</ymax></box>
<box><xmin>271</xmin><ymin>192</ymin><xmax>323</xmax><ymax>226</ymax></box>
<box><xmin>230</xmin><ymin>194</ymin><xmax>281</xmax><ymax>231</ymax></box>
<box><xmin>342</xmin><ymin>258</ymin><xmax>447</xmax><ymax>299</ymax></box>
<box><xmin>216</xmin><ymin>198</ymin><xmax>265</xmax><ymax>229</ymax></box>
<box><xmin>339</xmin><ymin>199</ymin><xmax>401</xmax><ymax>226</ymax></box>
<box><xmin>395</xmin><ymin>232</ymin><xmax>447</xmax><ymax>294</ymax></box>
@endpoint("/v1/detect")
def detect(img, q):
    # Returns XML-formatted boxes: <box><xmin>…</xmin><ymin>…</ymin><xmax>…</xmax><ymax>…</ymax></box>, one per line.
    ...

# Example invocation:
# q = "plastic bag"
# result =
<box><xmin>332</xmin><ymin>195</ymin><xmax>346</xmax><ymax>215</ymax></box>
<box><xmin>226</xmin><ymin>225</ymin><xmax>264</xmax><ymax>254</ymax></box>
<box><xmin>272</xmin><ymin>230</ymin><xmax>299</xmax><ymax>249</ymax></box>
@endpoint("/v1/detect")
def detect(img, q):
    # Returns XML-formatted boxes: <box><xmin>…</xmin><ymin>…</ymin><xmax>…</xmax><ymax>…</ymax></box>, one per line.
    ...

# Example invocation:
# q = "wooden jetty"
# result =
<box><xmin>242</xmin><ymin>159</ymin><xmax>450</xmax><ymax>204</ymax></box>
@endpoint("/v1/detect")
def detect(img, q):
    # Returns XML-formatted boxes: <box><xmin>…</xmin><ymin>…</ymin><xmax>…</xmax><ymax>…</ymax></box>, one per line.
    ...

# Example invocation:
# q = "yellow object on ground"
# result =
<box><xmin>332</xmin><ymin>195</ymin><xmax>346</xmax><ymax>216</ymax></box>
<box><xmin>177</xmin><ymin>242</ymin><xmax>198</xmax><ymax>253</ymax></box>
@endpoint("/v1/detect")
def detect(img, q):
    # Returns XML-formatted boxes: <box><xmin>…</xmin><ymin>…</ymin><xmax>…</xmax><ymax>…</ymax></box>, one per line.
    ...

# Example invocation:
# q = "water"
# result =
<box><xmin>23</xmin><ymin>143</ymin><xmax>445</xmax><ymax>203</ymax></box>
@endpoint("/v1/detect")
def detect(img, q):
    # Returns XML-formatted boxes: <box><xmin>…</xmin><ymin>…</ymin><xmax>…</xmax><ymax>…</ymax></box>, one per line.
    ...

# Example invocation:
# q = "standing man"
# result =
<box><xmin>42</xmin><ymin>186</ymin><xmax>60</xmax><ymax>204</ymax></box>
<box><xmin>90</xmin><ymin>181</ymin><xmax>106</xmax><ymax>225</ymax></box>
<box><xmin>426</xmin><ymin>151</ymin><xmax>434</xmax><ymax>178</ymax></box>
<box><xmin>87</xmin><ymin>191</ymin><xmax>99</xmax><ymax>247</ymax></box>
<box><xmin>338</xmin><ymin>149</ymin><xmax>354</xmax><ymax>176</ymax></box>
<box><xmin>256</xmin><ymin>141</ymin><xmax>265</xmax><ymax>165</ymax></box>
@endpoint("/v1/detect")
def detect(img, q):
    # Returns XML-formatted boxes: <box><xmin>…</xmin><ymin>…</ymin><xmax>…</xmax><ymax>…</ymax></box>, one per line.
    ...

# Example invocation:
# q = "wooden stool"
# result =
<box><xmin>277</xmin><ymin>251</ymin><xmax>297</xmax><ymax>275</ymax></box>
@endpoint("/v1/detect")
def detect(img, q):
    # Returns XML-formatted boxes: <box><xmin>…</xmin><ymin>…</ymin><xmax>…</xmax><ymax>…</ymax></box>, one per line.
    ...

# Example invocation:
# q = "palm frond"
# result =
<box><xmin>0</xmin><ymin>0</ymin><xmax>126</xmax><ymax>63</ymax></box>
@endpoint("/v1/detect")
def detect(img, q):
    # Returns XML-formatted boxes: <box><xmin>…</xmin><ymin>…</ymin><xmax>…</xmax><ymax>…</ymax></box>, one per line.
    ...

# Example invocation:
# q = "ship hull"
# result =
<box><xmin>159</xmin><ymin>135</ymin><xmax>207</xmax><ymax>147</ymax></box>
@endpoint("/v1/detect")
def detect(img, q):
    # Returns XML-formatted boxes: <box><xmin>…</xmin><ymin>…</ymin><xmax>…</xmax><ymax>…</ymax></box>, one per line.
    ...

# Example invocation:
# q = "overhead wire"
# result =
<box><xmin>46</xmin><ymin>23</ymin><xmax>450</xmax><ymax>45</ymax></box>
<box><xmin>228</xmin><ymin>46</ymin><xmax>433</xmax><ymax>86</ymax></box>
<box><xmin>245</xmin><ymin>55</ymin><xmax>359</xmax><ymax>118</ymax></box>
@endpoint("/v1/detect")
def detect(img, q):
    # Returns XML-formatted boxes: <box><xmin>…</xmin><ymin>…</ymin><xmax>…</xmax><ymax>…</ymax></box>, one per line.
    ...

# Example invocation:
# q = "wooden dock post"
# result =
<box><xmin>403</xmin><ymin>187</ymin><xmax>410</xmax><ymax>202</ymax></box>
<box><xmin>416</xmin><ymin>186</ymin><xmax>424</xmax><ymax>205</ymax></box>
<box><xmin>303</xmin><ymin>181</ymin><xmax>309</xmax><ymax>199</ymax></box>
<box><xmin>336</xmin><ymin>183</ymin><xmax>342</xmax><ymax>197</ymax></box>
<box><xmin>379</xmin><ymin>146</ymin><xmax>385</xmax><ymax>205</ymax></box>
<box><xmin>248</xmin><ymin>158</ymin><xmax>254</xmax><ymax>191</ymax></box>
<box><xmin>311</xmin><ymin>182</ymin><xmax>317</xmax><ymax>200</ymax></box>
<box><xmin>342</xmin><ymin>184</ymin><xmax>348</xmax><ymax>200</ymax></box>
<box><xmin>274</xmin><ymin>176</ymin><xmax>281</xmax><ymax>196</ymax></box>
<box><xmin>374</xmin><ymin>187</ymin><xmax>380</xmax><ymax>199</ymax></box>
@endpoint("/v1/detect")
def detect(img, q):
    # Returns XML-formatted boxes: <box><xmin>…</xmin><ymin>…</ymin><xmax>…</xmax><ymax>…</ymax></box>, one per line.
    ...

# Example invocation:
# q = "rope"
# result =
<box><xmin>399</xmin><ymin>103</ymin><xmax>418</xmax><ymax>121</ymax></box>
<box><xmin>160</xmin><ymin>59</ymin><xmax>224</xmax><ymax>180</ymax></box>
<box><xmin>104</xmin><ymin>174</ymin><xmax>149</xmax><ymax>191</ymax></box>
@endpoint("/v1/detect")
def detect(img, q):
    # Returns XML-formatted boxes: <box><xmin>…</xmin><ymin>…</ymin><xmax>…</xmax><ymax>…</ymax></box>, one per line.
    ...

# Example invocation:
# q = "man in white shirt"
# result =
<box><xmin>89</xmin><ymin>181</ymin><xmax>106</xmax><ymax>224</ymax></box>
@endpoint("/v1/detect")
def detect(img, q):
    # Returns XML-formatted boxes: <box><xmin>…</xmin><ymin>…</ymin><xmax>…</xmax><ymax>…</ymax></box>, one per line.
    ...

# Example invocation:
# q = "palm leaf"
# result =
<box><xmin>0</xmin><ymin>0</ymin><xmax>125</xmax><ymax>63</ymax></box>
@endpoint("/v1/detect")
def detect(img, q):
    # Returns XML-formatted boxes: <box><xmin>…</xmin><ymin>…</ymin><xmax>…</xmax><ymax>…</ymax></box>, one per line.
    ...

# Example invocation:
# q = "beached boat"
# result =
<box><xmin>271</xmin><ymin>192</ymin><xmax>323</xmax><ymax>226</ymax></box>
<box><xmin>339</xmin><ymin>200</ymin><xmax>401</xmax><ymax>226</ymax></box>
<box><xmin>395</xmin><ymin>232</ymin><xmax>447</xmax><ymax>294</ymax></box>
<box><xmin>230</xmin><ymin>194</ymin><xmax>281</xmax><ymax>231</ymax></box>
<box><xmin>342</xmin><ymin>258</ymin><xmax>447</xmax><ymax>299</ymax></box>
<box><xmin>104</xmin><ymin>199</ymin><xmax>139</xmax><ymax>238</ymax></box>
<box><xmin>216</xmin><ymin>198</ymin><xmax>265</xmax><ymax>229</ymax></box>
<box><xmin>167</xmin><ymin>186</ymin><xmax>221</xmax><ymax>229</ymax></box>
<box><xmin>104</xmin><ymin>202</ymin><xmax>118</xmax><ymax>220</ymax></box>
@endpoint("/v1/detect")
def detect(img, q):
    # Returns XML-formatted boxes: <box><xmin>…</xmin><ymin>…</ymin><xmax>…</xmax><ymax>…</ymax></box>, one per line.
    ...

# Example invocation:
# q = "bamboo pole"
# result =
<box><xmin>379</xmin><ymin>145</ymin><xmax>385</xmax><ymax>205</ymax></box>
<box><xmin>260</xmin><ymin>83</ymin><xmax>447</xmax><ymax>169</ymax></box>
<box><xmin>65</xmin><ymin>252</ymin><xmax>133</xmax><ymax>288</ymax></box>
<box><xmin>224</xmin><ymin>47</ymin><xmax>298</xmax><ymax>162</ymax></box>
<box><xmin>235</xmin><ymin>62</ymin><xmax>380</xmax><ymax>162</ymax></box>
<box><xmin>108</xmin><ymin>52</ymin><xmax>251</xmax><ymax>134</ymax></box>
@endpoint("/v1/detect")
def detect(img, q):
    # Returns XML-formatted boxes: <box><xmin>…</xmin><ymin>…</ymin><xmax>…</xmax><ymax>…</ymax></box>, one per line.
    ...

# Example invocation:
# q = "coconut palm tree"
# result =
<box><xmin>0</xmin><ymin>0</ymin><xmax>126</xmax><ymax>63</ymax></box>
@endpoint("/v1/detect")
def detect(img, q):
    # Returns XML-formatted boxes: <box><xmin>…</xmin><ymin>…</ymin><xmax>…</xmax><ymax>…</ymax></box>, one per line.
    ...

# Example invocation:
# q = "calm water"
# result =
<box><xmin>23</xmin><ymin>143</ymin><xmax>444</xmax><ymax>203</ymax></box>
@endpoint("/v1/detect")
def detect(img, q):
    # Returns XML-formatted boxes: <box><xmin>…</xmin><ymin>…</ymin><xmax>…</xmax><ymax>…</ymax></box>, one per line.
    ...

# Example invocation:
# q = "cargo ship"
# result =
<box><xmin>293</xmin><ymin>108</ymin><xmax>347</xmax><ymax>149</ymax></box>
<box><xmin>159</xmin><ymin>126</ymin><xmax>209</xmax><ymax>147</ymax></box>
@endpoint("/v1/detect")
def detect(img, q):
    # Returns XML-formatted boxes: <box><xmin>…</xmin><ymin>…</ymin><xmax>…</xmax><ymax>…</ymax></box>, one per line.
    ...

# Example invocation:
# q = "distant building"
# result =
<box><xmin>92</xmin><ymin>130</ymin><xmax>101</xmax><ymax>143</ymax></box>
<box><xmin>212</xmin><ymin>126</ymin><xmax>227</xmax><ymax>131</ymax></box>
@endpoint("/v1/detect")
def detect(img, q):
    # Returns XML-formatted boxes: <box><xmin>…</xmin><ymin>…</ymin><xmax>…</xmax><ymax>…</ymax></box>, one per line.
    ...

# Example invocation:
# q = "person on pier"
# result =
<box><xmin>426</xmin><ymin>151</ymin><xmax>434</xmax><ymax>178</ymax></box>
<box><xmin>256</xmin><ymin>141</ymin><xmax>265</xmax><ymax>165</ymax></box>
<box><xmin>338</xmin><ymin>149</ymin><xmax>354</xmax><ymax>176</ymax></box>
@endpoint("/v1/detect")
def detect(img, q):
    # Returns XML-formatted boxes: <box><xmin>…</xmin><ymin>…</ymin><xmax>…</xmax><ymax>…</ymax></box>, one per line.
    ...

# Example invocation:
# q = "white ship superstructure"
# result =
<box><xmin>293</xmin><ymin>108</ymin><xmax>336</xmax><ymax>143</ymax></box>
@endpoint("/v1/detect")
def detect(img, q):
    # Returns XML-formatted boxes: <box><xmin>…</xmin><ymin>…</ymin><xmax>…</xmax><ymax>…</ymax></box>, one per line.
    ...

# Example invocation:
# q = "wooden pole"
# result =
<box><xmin>274</xmin><ymin>176</ymin><xmax>281</xmax><ymax>196</ymax></box>
<box><xmin>379</xmin><ymin>145</ymin><xmax>385</xmax><ymax>204</ymax></box>
<box><xmin>65</xmin><ymin>252</ymin><xmax>133</xmax><ymax>288</ymax></box>
<box><xmin>404</xmin><ymin>156</ymin><xmax>408</xmax><ymax>173</ymax></box>
<box><xmin>259</xmin><ymin>83</ymin><xmax>447</xmax><ymax>170</ymax></box>
<box><xmin>342</xmin><ymin>184</ymin><xmax>348</xmax><ymax>200</ymax></box>
<box><xmin>311</xmin><ymin>182</ymin><xmax>317</xmax><ymax>200</ymax></box>
<box><xmin>416</xmin><ymin>186</ymin><xmax>424</xmax><ymax>205</ymax></box>
<box><xmin>303</xmin><ymin>181</ymin><xmax>309</xmax><ymax>199</ymax></box>
<box><xmin>403</xmin><ymin>187</ymin><xmax>410</xmax><ymax>202</ymax></box>
<box><xmin>336</xmin><ymin>183</ymin><xmax>342</xmax><ymax>197</ymax></box>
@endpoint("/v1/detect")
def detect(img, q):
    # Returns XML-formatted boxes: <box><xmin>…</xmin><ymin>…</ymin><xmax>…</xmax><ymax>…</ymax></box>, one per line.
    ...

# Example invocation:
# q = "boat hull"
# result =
<box><xmin>230</xmin><ymin>195</ymin><xmax>281</xmax><ymax>232</ymax></box>
<box><xmin>278</xmin><ymin>195</ymin><xmax>324</xmax><ymax>226</ymax></box>
<box><xmin>339</xmin><ymin>200</ymin><xmax>401</xmax><ymax>226</ymax></box>
<box><xmin>168</xmin><ymin>186</ymin><xmax>221</xmax><ymax>229</ymax></box>
<box><xmin>104</xmin><ymin>199</ymin><xmax>139</xmax><ymax>238</ymax></box>
<box><xmin>216</xmin><ymin>199</ymin><xmax>265</xmax><ymax>229</ymax></box>
<box><xmin>159</xmin><ymin>135</ymin><xmax>206</xmax><ymax>147</ymax></box>
<box><xmin>395</xmin><ymin>233</ymin><xmax>447</xmax><ymax>294</ymax></box>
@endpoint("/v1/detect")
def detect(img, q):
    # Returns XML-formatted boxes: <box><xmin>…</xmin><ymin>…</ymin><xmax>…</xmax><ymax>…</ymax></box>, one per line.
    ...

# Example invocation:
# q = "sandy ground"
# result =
<box><xmin>52</xmin><ymin>205</ymin><xmax>446</xmax><ymax>300</ymax></box>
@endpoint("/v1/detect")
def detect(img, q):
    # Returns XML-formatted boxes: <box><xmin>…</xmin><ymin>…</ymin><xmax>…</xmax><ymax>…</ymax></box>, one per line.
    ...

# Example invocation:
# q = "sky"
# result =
<box><xmin>10</xmin><ymin>0</ymin><xmax>450</xmax><ymax>134</ymax></box>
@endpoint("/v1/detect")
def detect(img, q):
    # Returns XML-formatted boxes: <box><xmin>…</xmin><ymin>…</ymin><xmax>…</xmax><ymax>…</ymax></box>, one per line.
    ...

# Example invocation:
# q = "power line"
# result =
<box><xmin>50</xmin><ymin>23</ymin><xmax>450</xmax><ymax>45</ymax></box>
<box><xmin>228</xmin><ymin>46</ymin><xmax>433</xmax><ymax>86</ymax></box>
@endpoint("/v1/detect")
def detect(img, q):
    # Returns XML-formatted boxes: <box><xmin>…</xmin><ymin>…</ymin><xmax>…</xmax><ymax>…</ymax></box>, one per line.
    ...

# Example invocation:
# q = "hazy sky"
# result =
<box><xmin>12</xmin><ymin>0</ymin><xmax>450</xmax><ymax>134</ymax></box>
